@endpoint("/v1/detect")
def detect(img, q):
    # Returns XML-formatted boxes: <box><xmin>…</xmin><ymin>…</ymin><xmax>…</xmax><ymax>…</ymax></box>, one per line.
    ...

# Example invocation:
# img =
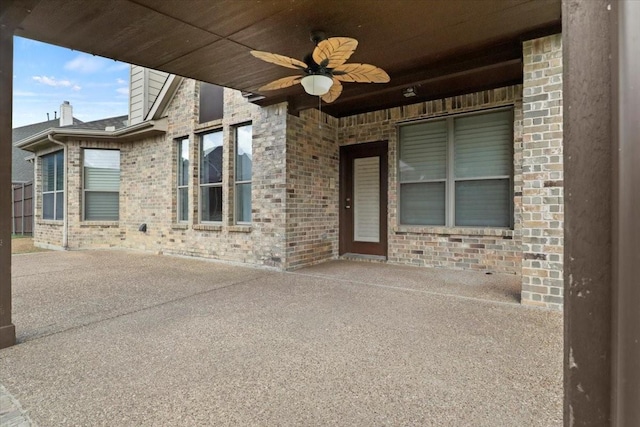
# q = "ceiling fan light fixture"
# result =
<box><xmin>300</xmin><ymin>74</ymin><xmax>333</xmax><ymax>96</ymax></box>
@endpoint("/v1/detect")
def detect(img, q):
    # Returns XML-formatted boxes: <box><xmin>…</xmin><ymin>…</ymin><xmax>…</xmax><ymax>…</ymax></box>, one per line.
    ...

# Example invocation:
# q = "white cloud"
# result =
<box><xmin>32</xmin><ymin>75</ymin><xmax>73</xmax><ymax>87</ymax></box>
<box><xmin>73</xmin><ymin>85</ymin><xmax>82</xmax><ymax>91</ymax></box>
<box><xmin>14</xmin><ymin>90</ymin><xmax>38</xmax><ymax>97</ymax></box>
<box><xmin>116</xmin><ymin>78</ymin><xmax>127</xmax><ymax>85</ymax></box>
<box><xmin>107</xmin><ymin>62</ymin><xmax>129</xmax><ymax>72</ymax></box>
<box><xmin>65</xmin><ymin>54</ymin><xmax>106</xmax><ymax>73</ymax></box>
<box><xmin>116</xmin><ymin>87</ymin><xmax>129</xmax><ymax>96</ymax></box>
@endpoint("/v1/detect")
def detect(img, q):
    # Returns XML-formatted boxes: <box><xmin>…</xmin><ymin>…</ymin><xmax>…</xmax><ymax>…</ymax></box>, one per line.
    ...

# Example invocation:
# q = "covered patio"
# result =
<box><xmin>2</xmin><ymin>0</ymin><xmax>639</xmax><ymax>424</ymax></box>
<box><xmin>2</xmin><ymin>250</ymin><xmax>561</xmax><ymax>425</ymax></box>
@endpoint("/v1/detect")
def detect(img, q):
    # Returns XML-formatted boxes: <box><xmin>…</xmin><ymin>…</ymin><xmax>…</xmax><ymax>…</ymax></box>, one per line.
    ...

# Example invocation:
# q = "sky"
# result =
<box><xmin>12</xmin><ymin>36</ymin><xmax>130</xmax><ymax>128</ymax></box>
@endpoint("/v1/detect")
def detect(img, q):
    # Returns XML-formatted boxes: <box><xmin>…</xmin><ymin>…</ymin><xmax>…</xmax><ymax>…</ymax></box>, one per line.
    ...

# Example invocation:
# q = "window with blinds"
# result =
<box><xmin>399</xmin><ymin>108</ymin><xmax>513</xmax><ymax>228</ymax></box>
<box><xmin>83</xmin><ymin>149</ymin><xmax>120</xmax><ymax>221</ymax></box>
<box><xmin>42</xmin><ymin>151</ymin><xmax>64</xmax><ymax>220</ymax></box>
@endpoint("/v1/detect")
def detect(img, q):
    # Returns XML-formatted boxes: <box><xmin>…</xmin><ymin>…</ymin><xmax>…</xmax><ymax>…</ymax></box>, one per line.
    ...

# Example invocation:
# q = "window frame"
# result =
<box><xmin>176</xmin><ymin>137</ymin><xmax>189</xmax><ymax>223</ymax></box>
<box><xmin>198</xmin><ymin>129</ymin><xmax>224</xmax><ymax>224</ymax></box>
<box><xmin>233</xmin><ymin>123</ymin><xmax>253</xmax><ymax>225</ymax></box>
<box><xmin>82</xmin><ymin>148</ymin><xmax>121</xmax><ymax>222</ymax></box>
<box><xmin>398</xmin><ymin>106</ymin><xmax>514</xmax><ymax>229</ymax></box>
<box><xmin>41</xmin><ymin>150</ymin><xmax>64</xmax><ymax>221</ymax></box>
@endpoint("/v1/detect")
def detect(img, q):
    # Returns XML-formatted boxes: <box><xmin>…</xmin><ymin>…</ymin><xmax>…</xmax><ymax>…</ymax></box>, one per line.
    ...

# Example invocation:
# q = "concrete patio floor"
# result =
<box><xmin>1</xmin><ymin>250</ymin><xmax>562</xmax><ymax>426</ymax></box>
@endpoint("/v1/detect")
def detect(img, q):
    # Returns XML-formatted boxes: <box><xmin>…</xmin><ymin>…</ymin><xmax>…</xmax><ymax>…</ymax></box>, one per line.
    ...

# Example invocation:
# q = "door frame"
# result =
<box><xmin>339</xmin><ymin>141</ymin><xmax>388</xmax><ymax>257</ymax></box>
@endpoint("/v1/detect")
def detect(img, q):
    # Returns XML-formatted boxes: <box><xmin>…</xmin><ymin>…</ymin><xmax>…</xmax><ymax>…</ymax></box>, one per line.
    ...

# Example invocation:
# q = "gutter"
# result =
<box><xmin>16</xmin><ymin>118</ymin><xmax>167</xmax><ymax>151</ymax></box>
<box><xmin>47</xmin><ymin>135</ymin><xmax>69</xmax><ymax>250</ymax></box>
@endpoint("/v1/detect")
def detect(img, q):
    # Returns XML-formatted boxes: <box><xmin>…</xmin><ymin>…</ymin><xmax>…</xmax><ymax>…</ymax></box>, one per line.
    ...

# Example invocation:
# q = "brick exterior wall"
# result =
<box><xmin>30</xmin><ymin>33</ymin><xmax>564</xmax><ymax>308</ymax></box>
<box><xmin>338</xmin><ymin>86</ymin><xmax>524</xmax><ymax>274</ymax></box>
<box><xmin>34</xmin><ymin>81</ymin><xmax>290</xmax><ymax>269</ymax></box>
<box><xmin>118</xmin><ymin>82</ymin><xmax>289</xmax><ymax>268</ymax></box>
<box><xmin>520</xmin><ymin>34</ymin><xmax>564</xmax><ymax>309</ymax></box>
<box><xmin>285</xmin><ymin>109</ymin><xmax>340</xmax><ymax>269</ymax></box>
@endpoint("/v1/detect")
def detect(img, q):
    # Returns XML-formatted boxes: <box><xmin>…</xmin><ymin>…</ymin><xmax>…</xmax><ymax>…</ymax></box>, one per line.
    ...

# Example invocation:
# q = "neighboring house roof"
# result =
<box><xmin>11</xmin><ymin>117</ymin><xmax>83</xmax><ymax>182</ymax></box>
<box><xmin>15</xmin><ymin>115</ymin><xmax>168</xmax><ymax>152</ymax></box>
<box><xmin>70</xmin><ymin>115</ymin><xmax>128</xmax><ymax>131</ymax></box>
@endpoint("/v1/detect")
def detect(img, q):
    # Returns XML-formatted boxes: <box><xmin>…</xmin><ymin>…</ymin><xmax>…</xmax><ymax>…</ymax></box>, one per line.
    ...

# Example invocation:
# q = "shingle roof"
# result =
<box><xmin>11</xmin><ymin>117</ymin><xmax>83</xmax><ymax>182</ymax></box>
<box><xmin>69</xmin><ymin>115</ymin><xmax>128</xmax><ymax>131</ymax></box>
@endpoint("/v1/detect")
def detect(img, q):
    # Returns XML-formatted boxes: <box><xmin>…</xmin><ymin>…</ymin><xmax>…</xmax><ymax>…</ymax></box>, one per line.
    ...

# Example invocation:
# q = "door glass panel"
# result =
<box><xmin>353</xmin><ymin>156</ymin><xmax>380</xmax><ymax>243</ymax></box>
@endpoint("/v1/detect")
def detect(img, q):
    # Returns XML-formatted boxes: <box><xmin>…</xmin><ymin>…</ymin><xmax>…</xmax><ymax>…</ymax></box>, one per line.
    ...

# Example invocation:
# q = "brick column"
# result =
<box><xmin>520</xmin><ymin>34</ymin><xmax>564</xmax><ymax>309</ymax></box>
<box><xmin>0</xmin><ymin>26</ymin><xmax>16</xmax><ymax>348</ymax></box>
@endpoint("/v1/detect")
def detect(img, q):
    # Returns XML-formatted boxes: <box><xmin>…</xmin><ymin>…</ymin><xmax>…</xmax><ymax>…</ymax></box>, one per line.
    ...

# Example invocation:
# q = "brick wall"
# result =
<box><xmin>285</xmin><ymin>109</ymin><xmax>340</xmax><ymax>269</ymax></box>
<box><xmin>66</xmin><ymin>140</ymin><xmax>127</xmax><ymax>248</ymax></box>
<box><xmin>337</xmin><ymin>86</ymin><xmax>524</xmax><ymax>274</ymax></box>
<box><xmin>32</xmin><ymin>80</ymin><xmax>290</xmax><ymax>268</ymax></box>
<box><xmin>118</xmin><ymin>82</ymin><xmax>289</xmax><ymax>268</ymax></box>
<box><xmin>520</xmin><ymin>34</ymin><xmax>564</xmax><ymax>309</ymax></box>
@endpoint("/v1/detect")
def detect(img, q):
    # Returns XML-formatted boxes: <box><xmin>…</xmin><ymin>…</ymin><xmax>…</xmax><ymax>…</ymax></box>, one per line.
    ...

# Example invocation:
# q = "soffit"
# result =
<box><xmin>4</xmin><ymin>0</ymin><xmax>561</xmax><ymax>117</ymax></box>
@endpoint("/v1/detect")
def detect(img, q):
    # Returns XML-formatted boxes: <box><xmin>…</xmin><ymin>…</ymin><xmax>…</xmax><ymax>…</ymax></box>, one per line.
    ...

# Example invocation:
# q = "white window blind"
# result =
<box><xmin>454</xmin><ymin>110</ymin><xmax>512</xmax><ymax>227</ymax></box>
<box><xmin>399</xmin><ymin>108</ymin><xmax>513</xmax><ymax>228</ymax></box>
<box><xmin>84</xmin><ymin>149</ymin><xmax>120</xmax><ymax>221</ymax></box>
<box><xmin>399</xmin><ymin>120</ymin><xmax>447</xmax><ymax>225</ymax></box>
<box><xmin>353</xmin><ymin>157</ymin><xmax>380</xmax><ymax>242</ymax></box>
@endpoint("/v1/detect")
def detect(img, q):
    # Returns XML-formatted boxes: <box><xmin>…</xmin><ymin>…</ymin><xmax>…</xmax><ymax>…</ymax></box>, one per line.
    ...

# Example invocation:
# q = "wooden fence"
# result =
<box><xmin>11</xmin><ymin>182</ymin><xmax>33</xmax><ymax>235</ymax></box>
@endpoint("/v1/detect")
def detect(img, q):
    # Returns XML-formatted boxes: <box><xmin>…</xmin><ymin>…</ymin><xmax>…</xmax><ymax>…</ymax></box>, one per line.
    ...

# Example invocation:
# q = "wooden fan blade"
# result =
<box><xmin>333</xmin><ymin>63</ymin><xmax>391</xmax><ymax>83</ymax></box>
<box><xmin>312</xmin><ymin>37</ymin><xmax>358</xmax><ymax>69</ymax></box>
<box><xmin>258</xmin><ymin>75</ymin><xmax>302</xmax><ymax>91</ymax></box>
<box><xmin>321</xmin><ymin>79</ymin><xmax>343</xmax><ymax>103</ymax></box>
<box><xmin>250</xmin><ymin>50</ymin><xmax>307</xmax><ymax>70</ymax></box>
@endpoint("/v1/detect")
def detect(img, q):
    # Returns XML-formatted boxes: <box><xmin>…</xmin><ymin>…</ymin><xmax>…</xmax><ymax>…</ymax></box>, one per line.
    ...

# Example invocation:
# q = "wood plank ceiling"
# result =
<box><xmin>4</xmin><ymin>0</ymin><xmax>561</xmax><ymax>117</ymax></box>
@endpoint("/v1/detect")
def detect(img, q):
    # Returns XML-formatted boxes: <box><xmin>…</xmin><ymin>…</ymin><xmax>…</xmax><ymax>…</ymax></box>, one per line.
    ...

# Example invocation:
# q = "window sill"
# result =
<box><xmin>38</xmin><ymin>219</ymin><xmax>63</xmax><ymax>226</ymax></box>
<box><xmin>171</xmin><ymin>223</ymin><xmax>189</xmax><ymax>230</ymax></box>
<box><xmin>80</xmin><ymin>221</ymin><xmax>119</xmax><ymax>228</ymax></box>
<box><xmin>193</xmin><ymin>224</ymin><xmax>222</xmax><ymax>232</ymax></box>
<box><xmin>394</xmin><ymin>225</ymin><xmax>514</xmax><ymax>237</ymax></box>
<box><xmin>229</xmin><ymin>225</ymin><xmax>252</xmax><ymax>233</ymax></box>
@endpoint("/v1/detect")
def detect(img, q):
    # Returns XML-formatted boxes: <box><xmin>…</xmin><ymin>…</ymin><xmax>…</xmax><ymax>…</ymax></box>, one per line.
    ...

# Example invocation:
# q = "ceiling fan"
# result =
<box><xmin>250</xmin><ymin>32</ymin><xmax>390</xmax><ymax>103</ymax></box>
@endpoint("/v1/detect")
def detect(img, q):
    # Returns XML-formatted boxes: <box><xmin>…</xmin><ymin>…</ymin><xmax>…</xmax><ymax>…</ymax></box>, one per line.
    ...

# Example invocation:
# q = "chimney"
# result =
<box><xmin>59</xmin><ymin>101</ymin><xmax>73</xmax><ymax>126</ymax></box>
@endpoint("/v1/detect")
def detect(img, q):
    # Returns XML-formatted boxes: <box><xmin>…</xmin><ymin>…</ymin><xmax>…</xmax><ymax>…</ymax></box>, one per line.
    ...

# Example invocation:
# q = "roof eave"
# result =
<box><xmin>15</xmin><ymin>118</ymin><xmax>168</xmax><ymax>152</ymax></box>
<box><xmin>146</xmin><ymin>75</ymin><xmax>183</xmax><ymax>121</ymax></box>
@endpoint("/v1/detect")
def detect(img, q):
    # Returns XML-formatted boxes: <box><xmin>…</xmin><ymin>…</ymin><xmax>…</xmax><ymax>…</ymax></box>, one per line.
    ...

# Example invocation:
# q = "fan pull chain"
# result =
<box><xmin>318</xmin><ymin>96</ymin><xmax>322</xmax><ymax>129</ymax></box>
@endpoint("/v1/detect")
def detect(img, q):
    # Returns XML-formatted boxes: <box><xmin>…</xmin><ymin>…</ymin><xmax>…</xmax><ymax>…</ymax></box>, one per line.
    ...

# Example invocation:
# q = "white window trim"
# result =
<box><xmin>398</xmin><ymin>106</ymin><xmax>514</xmax><ymax>229</ymax></box>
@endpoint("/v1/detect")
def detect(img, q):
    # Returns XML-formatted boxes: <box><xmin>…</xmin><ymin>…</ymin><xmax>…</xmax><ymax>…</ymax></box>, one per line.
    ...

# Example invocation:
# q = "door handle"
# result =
<box><xmin>345</xmin><ymin>198</ymin><xmax>351</xmax><ymax>209</ymax></box>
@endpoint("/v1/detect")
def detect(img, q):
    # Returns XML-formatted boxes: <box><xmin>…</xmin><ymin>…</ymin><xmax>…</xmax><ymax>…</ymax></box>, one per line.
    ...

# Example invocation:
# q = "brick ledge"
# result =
<box><xmin>193</xmin><ymin>224</ymin><xmax>222</xmax><ymax>231</ymax></box>
<box><xmin>394</xmin><ymin>225</ymin><xmax>514</xmax><ymax>238</ymax></box>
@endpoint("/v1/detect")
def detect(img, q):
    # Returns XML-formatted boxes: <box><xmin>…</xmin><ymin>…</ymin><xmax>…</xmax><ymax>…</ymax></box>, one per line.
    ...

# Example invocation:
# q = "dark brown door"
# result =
<box><xmin>339</xmin><ymin>141</ymin><xmax>388</xmax><ymax>257</ymax></box>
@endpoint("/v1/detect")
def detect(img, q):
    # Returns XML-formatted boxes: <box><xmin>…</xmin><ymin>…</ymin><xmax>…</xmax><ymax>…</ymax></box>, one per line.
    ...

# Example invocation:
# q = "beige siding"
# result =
<box><xmin>146</xmin><ymin>69</ymin><xmax>169</xmax><ymax>113</ymax></box>
<box><xmin>129</xmin><ymin>66</ymin><xmax>169</xmax><ymax>125</ymax></box>
<box><xmin>129</xmin><ymin>66</ymin><xmax>145</xmax><ymax>125</ymax></box>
